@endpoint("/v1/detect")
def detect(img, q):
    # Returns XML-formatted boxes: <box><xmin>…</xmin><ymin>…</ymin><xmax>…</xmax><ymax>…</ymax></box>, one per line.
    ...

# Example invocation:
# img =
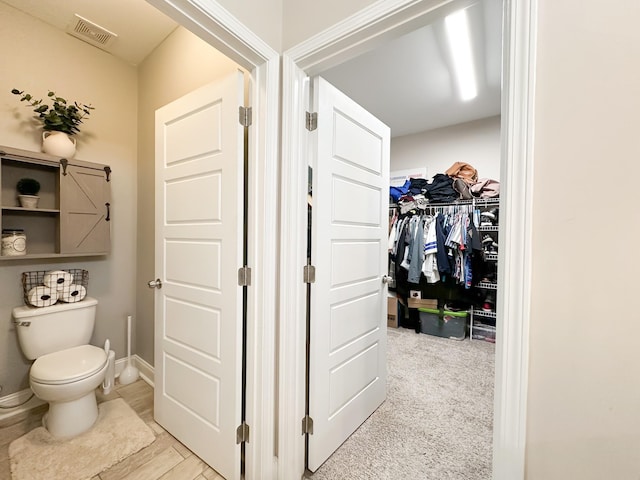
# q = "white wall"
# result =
<box><xmin>391</xmin><ymin>116</ymin><xmax>501</xmax><ymax>180</ymax></box>
<box><xmin>0</xmin><ymin>3</ymin><xmax>138</xmax><ymax>395</ymax></box>
<box><xmin>282</xmin><ymin>0</ymin><xmax>376</xmax><ymax>49</ymax></box>
<box><xmin>135</xmin><ymin>27</ymin><xmax>243</xmax><ymax>366</ymax></box>
<box><xmin>216</xmin><ymin>0</ymin><xmax>283</xmax><ymax>51</ymax></box>
<box><xmin>281</xmin><ymin>0</ymin><xmax>640</xmax><ymax>477</ymax></box>
<box><xmin>525</xmin><ymin>0</ymin><xmax>640</xmax><ymax>478</ymax></box>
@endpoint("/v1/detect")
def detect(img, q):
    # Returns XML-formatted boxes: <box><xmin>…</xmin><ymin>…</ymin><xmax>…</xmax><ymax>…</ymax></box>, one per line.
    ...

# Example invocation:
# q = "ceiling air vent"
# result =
<box><xmin>67</xmin><ymin>14</ymin><xmax>118</xmax><ymax>51</ymax></box>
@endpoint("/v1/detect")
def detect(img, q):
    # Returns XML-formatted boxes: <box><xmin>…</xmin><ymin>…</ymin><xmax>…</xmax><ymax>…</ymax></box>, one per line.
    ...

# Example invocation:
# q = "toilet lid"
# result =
<box><xmin>31</xmin><ymin>345</ymin><xmax>107</xmax><ymax>385</ymax></box>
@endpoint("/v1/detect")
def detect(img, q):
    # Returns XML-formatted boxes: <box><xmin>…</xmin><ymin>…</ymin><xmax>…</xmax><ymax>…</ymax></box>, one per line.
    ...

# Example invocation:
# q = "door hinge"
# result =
<box><xmin>60</xmin><ymin>158</ymin><xmax>69</xmax><ymax>175</ymax></box>
<box><xmin>104</xmin><ymin>166</ymin><xmax>112</xmax><ymax>182</ymax></box>
<box><xmin>303</xmin><ymin>265</ymin><xmax>316</xmax><ymax>284</ymax></box>
<box><xmin>239</xmin><ymin>106</ymin><xmax>252</xmax><ymax>127</ymax></box>
<box><xmin>236</xmin><ymin>422</ymin><xmax>250</xmax><ymax>444</ymax></box>
<box><xmin>306</xmin><ymin>111</ymin><xmax>317</xmax><ymax>131</ymax></box>
<box><xmin>238</xmin><ymin>266</ymin><xmax>252</xmax><ymax>286</ymax></box>
<box><xmin>301</xmin><ymin>415</ymin><xmax>314</xmax><ymax>435</ymax></box>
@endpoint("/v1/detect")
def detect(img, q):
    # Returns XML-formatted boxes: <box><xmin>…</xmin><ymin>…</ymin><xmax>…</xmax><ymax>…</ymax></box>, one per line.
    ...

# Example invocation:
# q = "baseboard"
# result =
<box><xmin>115</xmin><ymin>355</ymin><xmax>153</xmax><ymax>386</ymax></box>
<box><xmin>133</xmin><ymin>354</ymin><xmax>154</xmax><ymax>387</ymax></box>
<box><xmin>0</xmin><ymin>388</ymin><xmax>45</xmax><ymax>423</ymax></box>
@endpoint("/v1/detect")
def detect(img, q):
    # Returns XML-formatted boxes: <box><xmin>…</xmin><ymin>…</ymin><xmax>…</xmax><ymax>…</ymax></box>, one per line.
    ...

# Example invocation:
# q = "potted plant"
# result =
<box><xmin>16</xmin><ymin>178</ymin><xmax>41</xmax><ymax>209</ymax></box>
<box><xmin>11</xmin><ymin>89</ymin><xmax>94</xmax><ymax>158</ymax></box>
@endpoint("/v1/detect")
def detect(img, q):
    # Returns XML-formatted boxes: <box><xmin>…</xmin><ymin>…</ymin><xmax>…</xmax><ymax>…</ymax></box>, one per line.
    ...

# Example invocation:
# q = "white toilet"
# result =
<box><xmin>12</xmin><ymin>297</ymin><xmax>109</xmax><ymax>438</ymax></box>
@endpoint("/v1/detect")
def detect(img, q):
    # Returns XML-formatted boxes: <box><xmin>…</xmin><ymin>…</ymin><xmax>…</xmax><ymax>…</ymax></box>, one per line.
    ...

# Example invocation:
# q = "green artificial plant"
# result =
<box><xmin>11</xmin><ymin>89</ymin><xmax>94</xmax><ymax>135</ymax></box>
<box><xmin>16</xmin><ymin>178</ymin><xmax>41</xmax><ymax>196</ymax></box>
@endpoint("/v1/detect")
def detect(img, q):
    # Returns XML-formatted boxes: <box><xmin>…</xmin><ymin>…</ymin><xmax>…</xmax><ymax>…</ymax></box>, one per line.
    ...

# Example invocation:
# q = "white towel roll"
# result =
<box><xmin>43</xmin><ymin>270</ymin><xmax>74</xmax><ymax>291</ymax></box>
<box><xmin>58</xmin><ymin>284</ymin><xmax>87</xmax><ymax>303</ymax></box>
<box><xmin>27</xmin><ymin>286</ymin><xmax>58</xmax><ymax>307</ymax></box>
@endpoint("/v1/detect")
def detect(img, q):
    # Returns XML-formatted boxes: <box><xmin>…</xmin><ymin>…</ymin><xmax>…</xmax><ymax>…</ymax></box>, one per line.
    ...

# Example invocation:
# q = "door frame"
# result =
<box><xmin>279</xmin><ymin>0</ymin><xmax>537</xmax><ymax>478</ymax></box>
<box><xmin>146</xmin><ymin>1</ymin><xmax>280</xmax><ymax>479</ymax></box>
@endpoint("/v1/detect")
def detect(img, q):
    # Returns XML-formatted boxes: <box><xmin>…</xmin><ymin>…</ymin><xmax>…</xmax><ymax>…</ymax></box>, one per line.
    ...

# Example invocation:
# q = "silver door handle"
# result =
<box><xmin>148</xmin><ymin>279</ymin><xmax>162</xmax><ymax>289</ymax></box>
<box><xmin>382</xmin><ymin>275</ymin><xmax>393</xmax><ymax>284</ymax></box>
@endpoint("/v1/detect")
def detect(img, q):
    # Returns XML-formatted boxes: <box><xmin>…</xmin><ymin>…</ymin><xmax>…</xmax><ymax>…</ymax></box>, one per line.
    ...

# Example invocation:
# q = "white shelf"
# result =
<box><xmin>471</xmin><ymin>308</ymin><xmax>497</xmax><ymax>319</ymax></box>
<box><xmin>475</xmin><ymin>281</ymin><xmax>497</xmax><ymax>290</ymax></box>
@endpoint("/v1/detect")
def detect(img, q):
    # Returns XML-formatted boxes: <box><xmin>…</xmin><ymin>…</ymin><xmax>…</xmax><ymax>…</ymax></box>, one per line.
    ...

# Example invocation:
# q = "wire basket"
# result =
<box><xmin>22</xmin><ymin>269</ymin><xmax>89</xmax><ymax>307</ymax></box>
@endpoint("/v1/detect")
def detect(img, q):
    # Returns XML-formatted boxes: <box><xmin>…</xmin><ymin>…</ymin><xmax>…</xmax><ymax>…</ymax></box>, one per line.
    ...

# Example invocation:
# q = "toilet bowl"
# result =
<box><xmin>12</xmin><ymin>297</ymin><xmax>109</xmax><ymax>438</ymax></box>
<box><xmin>30</xmin><ymin>344</ymin><xmax>109</xmax><ymax>438</ymax></box>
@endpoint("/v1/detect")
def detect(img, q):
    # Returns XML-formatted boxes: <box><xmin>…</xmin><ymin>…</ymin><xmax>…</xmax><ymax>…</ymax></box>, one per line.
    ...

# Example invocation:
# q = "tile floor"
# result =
<box><xmin>0</xmin><ymin>380</ymin><xmax>224</xmax><ymax>480</ymax></box>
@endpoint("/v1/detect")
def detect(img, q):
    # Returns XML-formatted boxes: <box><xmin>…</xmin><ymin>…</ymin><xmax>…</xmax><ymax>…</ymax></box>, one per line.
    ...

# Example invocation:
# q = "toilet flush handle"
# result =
<box><xmin>147</xmin><ymin>278</ymin><xmax>162</xmax><ymax>289</ymax></box>
<box><xmin>12</xmin><ymin>319</ymin><xmax>30</xmax><ymax>327</ymax></box>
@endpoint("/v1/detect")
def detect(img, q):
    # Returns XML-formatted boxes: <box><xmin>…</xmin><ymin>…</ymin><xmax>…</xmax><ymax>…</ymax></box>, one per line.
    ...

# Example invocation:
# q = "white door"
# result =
<box><xmin>307</xmin><ymin>76</ymin><xmax>391</xmax><ymax>471</ymax></box>
<box><xmin>154</xmin><ymin>71</ymin><xmax>245</xmax><ymax>480</ymax></box>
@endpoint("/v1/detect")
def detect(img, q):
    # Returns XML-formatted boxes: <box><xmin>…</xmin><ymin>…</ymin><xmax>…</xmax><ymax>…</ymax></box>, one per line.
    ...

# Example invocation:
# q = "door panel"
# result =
<box><xmin>60</xmin><ymin>164</ymin><xmax>110</xmax><ymax>254</ymax></box>
<box><xmin>307</xmin><ymin>76</ymin><xmax>390</xmax><ymax>471</ymax></box>
<box><xmin>154</xmin><ymin>71</ymin><xmax>244</xmax><ymax>480</ymax></box>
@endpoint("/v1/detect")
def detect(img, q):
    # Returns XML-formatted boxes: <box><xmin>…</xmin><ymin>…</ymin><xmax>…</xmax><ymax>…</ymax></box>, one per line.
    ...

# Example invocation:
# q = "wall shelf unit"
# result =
<box><xmin>0</xmin><ymin>145</ymin><xmax>111</xmax><ymax>260</ymax></box>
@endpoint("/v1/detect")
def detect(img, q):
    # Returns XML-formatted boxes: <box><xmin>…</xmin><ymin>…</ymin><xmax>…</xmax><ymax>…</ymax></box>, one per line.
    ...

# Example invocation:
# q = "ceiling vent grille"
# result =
<box><xmin>67</xmin><ymin>14</ymin><xmax>117</xmax><ymax>50</ymax></box>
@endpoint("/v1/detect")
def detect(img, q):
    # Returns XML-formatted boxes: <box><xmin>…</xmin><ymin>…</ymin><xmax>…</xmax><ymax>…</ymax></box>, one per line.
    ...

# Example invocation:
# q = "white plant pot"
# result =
<box><xmin>18</xmin><ymin>195</ymin><xmax>39</xmax><ymax>209</ymax></box>
<box><xmin>42</xmin><ymin>131</ymin><xmax>76</xmax><ymax>158</ymax></box>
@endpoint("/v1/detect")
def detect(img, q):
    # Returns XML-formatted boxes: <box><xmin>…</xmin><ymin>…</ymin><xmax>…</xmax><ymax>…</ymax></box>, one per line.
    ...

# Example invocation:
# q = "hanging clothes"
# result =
<box><xmin>422</xmin><ymin>215</ymin><xmax>440</xmax><ymax>283</ymax></box>
<box><xmin>407</xmin><ymin>216</ymin><xmax>425</xmax><ymax>284</ymax></box>
<box><xmin>387</xmin><ymin>201</ymin><xmax>489</xmax><ymax>294</ymax></box>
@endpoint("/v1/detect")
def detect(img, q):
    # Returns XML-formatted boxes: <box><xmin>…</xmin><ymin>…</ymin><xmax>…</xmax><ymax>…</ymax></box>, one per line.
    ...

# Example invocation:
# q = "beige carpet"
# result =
<box><xmin>308</xmin><ymin>327</ymin><xmax>495</xmax><ymax>479</ymax></box>
<box><xmin>9</xmin><ymin>398</ymin><xmax>156</xmax><ymax>480</ymax></box>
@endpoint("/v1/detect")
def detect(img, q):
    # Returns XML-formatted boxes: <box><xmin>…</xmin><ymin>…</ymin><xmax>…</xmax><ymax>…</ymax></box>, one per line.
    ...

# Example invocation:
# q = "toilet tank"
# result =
<box><xmin>12</xmin><ymin>297</ymin><xmax>98</xmax><ymax>360</ymax></box>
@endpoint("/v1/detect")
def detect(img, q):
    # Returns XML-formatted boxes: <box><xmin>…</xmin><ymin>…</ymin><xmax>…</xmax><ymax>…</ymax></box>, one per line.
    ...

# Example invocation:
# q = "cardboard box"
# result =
<box><xmin>387</xmin><ymin>296</ymin><xmax>399</xmax><ymax>328</ymax></box>
<box><xmin>408</xmin><ymin>298</ymin><xmax>438</xmax><ymax>309</ymax></box>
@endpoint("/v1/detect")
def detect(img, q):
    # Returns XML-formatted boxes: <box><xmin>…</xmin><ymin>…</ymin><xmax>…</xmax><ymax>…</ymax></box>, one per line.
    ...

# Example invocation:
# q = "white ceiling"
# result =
<box><xmin>321</xmin><ymin>0</ymin><xmax>503</xmax><ymax>137</ymax></box>
<box><xmin>2</xmin><ymin>0</ymin><xmax>502</xmax><ymax>137</ymax></box>
<box><xmin>0</xmin><ymin>0</ymin><xmax>178</xmax><ymax>66</ymax></box>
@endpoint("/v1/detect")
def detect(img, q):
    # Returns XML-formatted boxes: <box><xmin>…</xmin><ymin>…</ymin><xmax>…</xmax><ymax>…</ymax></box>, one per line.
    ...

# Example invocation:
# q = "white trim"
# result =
<box><xmin>148</xmin><ymin>0</ymin><xmax>274</xmax><ymax>69</ymax></box>
<box><xmin>132</xmin><ymin>354</ymin><xmax>155</xmax><ymax>387</ymax></box>
<box><xmin>0</xmin><ymin>388</ymin><xmax>45</xmax><ymax>423</ymax></box>
<box><xmin>288</xmin><ymin>0</ymin><xmax>476</xmax><ymax>75</ymax></box>
<box><xmin>278</xmin><ymin>54</ymin><xmax>310</xmax><ymax>479</ymax></box>
<box><xmin>143</xmin><ymin>2</ymin><xmax>280</xmax><ymax>479</ymax></box>
<box><xmin>493</xmin><ymin>0</ymin><xmax>536</xmax><ymax>478</ymax></box>
<box><xmin>243</xmin><ymin>35</ymin><xmax>281</xmax><ymax>480</ymax></box>
<box><xmin>280</xmin><ymin>0</ymin><xmax>535</xmax><ymax>479</ymax></box>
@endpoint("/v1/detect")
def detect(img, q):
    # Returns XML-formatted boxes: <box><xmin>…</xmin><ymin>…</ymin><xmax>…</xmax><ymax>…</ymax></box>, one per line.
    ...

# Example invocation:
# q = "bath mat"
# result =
<box><xmin>9</xmin><ymin>398</ymin><xmax>156</xmax><ymax>480</ymax></box>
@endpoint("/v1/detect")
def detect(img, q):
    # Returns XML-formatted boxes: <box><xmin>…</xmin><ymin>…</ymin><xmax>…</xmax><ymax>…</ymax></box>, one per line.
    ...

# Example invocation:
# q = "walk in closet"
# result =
<box><xmin>388</xmin><ymin>194</ymin><xmax>499</xmax><ymax>342</ymax></box>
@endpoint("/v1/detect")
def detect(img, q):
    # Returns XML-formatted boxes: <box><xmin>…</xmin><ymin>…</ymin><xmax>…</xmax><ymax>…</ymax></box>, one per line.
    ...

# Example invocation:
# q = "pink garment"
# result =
<box><xmin>470</xmin><ymin>178</ymin><xmax>500</xmax><ymax>198</ymax></box>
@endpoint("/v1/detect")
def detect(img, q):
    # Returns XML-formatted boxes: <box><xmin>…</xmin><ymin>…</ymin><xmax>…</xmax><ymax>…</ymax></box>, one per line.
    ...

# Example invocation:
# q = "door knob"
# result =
<box><xmin>148</xmin><ymin>279</ymin><xmax>162</xmax><ymax>289</ymax></box>
<box><xmin>382</xmin><ymin>275</ymin><xmax>393</xmax><ymax>284</ymax></box>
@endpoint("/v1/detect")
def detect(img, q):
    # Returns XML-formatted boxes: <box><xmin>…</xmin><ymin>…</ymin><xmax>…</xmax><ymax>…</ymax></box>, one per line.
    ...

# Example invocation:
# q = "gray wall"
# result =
<box><xmin>0</xmin><ymin>3</ymin><xmax>138</xmax><ymax>396</ymax></box>
<box><xmin>135</xmin><ymin>26</ymin><xmax>242</xmax><ymax>366</ymax></box>
<box><xmin>391</xmin><ymin>116</ymin><xmax>501</xmax><ymax>181</ymax></box>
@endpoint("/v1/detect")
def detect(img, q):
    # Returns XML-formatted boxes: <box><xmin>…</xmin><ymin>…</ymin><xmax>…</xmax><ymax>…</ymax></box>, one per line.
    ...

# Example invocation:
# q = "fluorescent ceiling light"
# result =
<box><xmin>444</xmin><ymin>9</ymin><xmax>477</xmax><ymax>101</ymax></box>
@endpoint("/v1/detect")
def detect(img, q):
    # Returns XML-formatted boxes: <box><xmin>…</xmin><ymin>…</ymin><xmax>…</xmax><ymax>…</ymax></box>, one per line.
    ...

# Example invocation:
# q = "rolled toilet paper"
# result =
<box><xmin>27</xmin><ymin>286</ymin><xmax>58</xmax><ymax>307</ymax></box>
<box><xmin>58</xmin><ymin>284</ymin><xmax>87</xmax><ymax>303</ymax></box>
<box><xmin>43</xmin><ymin>270</ymin><xmax>74</xmax><ymax>291</ymax></box>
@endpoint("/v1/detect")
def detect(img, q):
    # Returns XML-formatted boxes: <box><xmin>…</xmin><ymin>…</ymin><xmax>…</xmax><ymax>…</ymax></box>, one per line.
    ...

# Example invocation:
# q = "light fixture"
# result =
<box><xmin>444</xmin><ymin>9</ymin><xmax>477</xmax><ymax>101</ymax></box>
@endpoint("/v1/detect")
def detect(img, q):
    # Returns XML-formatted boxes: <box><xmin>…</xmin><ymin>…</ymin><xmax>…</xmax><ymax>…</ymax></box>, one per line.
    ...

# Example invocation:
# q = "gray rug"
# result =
<box><xmin>309</xmin><ymin>327</ymin><xmax>495</xmax><ymax>480</ymax></box>
<box><xmin>9</xmin><ymin>398</ymin><xmax>156</xmax><ymax>480</ymax></box>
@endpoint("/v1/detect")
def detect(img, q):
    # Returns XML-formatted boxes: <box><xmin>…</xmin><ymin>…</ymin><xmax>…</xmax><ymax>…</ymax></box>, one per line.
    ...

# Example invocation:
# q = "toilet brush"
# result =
<box><xmin>119</xmin><ymin>315</ymin><xmax>139</xmax><ymax>385</ymax></box>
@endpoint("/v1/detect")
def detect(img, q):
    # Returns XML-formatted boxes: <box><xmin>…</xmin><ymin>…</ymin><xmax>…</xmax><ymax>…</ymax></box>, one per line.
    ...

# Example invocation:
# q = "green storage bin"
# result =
<box><xmin>417</xmin><ymin>308</ymin><xmax>468</xmax><ymax>340</ymax></box>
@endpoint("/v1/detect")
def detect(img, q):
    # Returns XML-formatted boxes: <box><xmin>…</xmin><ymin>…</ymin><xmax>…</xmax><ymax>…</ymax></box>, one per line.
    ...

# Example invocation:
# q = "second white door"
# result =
<box><xmin>307</xmin><ymin>76</ymin><xmax>391</xmax><ymax>471</ymax></box>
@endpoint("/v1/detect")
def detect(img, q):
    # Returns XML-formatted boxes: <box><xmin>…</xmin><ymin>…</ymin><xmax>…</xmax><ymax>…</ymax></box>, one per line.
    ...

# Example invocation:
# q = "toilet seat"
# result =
<box><xmin>31</xmin><ymin>345</ymin><xmax>107</xmax><ymax>385</ymax></box>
